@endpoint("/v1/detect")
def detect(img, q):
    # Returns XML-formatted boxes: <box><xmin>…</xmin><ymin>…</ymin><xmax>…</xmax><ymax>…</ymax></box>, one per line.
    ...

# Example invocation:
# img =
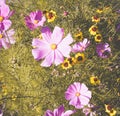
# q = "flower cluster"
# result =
<box><xmin>0</xmin><ymin>0</ymin><xmax>15</xmax><ymax>49</ymax></box>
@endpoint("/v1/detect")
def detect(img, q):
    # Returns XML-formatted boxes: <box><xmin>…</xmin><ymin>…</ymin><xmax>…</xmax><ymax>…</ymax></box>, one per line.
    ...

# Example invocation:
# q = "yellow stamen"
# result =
<box><xmin>0</xmin><ymin>34</ymin><xmax>3</xmax><ymax>39</ymax></box>
<box><xmin>76</xmin><ymin>92</ymin><xmax>80</xmax><ymax>97</ymax></box>
<box><xmin>0</xmin><ymin>16</ymin><xmax>4</xmax><ymax>22</ymax></box>
<box><xmin>34</xmin><ymin>20</ymin><xmax>39</xmax><ymax>24</ymax></box>
<box><xmin>51</xmin><ymin>44</ymin><xmax>57</xmax><ymax>50</ymax></box>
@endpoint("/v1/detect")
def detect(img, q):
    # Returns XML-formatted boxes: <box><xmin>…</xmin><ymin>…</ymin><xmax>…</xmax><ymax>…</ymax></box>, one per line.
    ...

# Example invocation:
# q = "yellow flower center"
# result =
<box><xmin>34</xmin><ymin>20</ymin><xmax>39</xmax><ymax>24</ymax></box>
<box><xmin>0</xmin><ymin>34</ymin><xmax>3</xmax><ymax>39</ymax></box>
<box><xmin>76</xmin><ymin>92</ymin><xmax>80</xmax><ymax>97</ymax></box>
<box><xmin>51</xmin><ymin>44</ymin><xmax>57</xmax><ymax>50</ymax></box>
<box><xmin>0</xmin><ymin>16</ymin><xmax>4</xmax><ymax>22</ymax></box>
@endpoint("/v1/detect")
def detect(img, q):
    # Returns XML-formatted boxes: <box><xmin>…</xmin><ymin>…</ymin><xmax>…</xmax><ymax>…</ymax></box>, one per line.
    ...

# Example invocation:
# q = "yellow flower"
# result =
<box><xmin>105</xmin><ymin>104</ymin><xmax>117</xmax><ymax>116</ymax></box>
<box><xmin>89</xmin><ymin>25</ymin><xmax>98</xmax><ymax>35</ymax></box>
<box><xmin>96</xmin><ymin>8</ymin><xmax>103</xmax><ymax>14</ymax></box>
<box><xmin>90</xmin><ymin>76</ymin><xmax>100</xmax><ymax>85</ymax></box>
<box><xmin>74</xmin><ymin>31</ymin><xmax>83</xmax><ymax>41</ymax></box>
<box><xmin>66</xmin><ymin>57</ymin><xmax>76</xmax><ymax>65</ymax></box>
<box><xmin>46</xmin><ymin>10</ymin><xmax>56</xmax><ymax>22</ymax></box>
<box><xmin>75</xmin><ymin>53</ymin><xmax>85</xmax><ymax>63</ymax></box>
<box><xmin>95</xmin><ymin>34</ymin><xmax>102</xmax><ymax>42</ymax></box>
<box><xmin>92</xmin><ymin>16</ymin><xmax>100</xmax><ymax>23</ymax></box>
<box><xmin>61</xmin><ymin>60</ymin><xmax>72</xmax><ymax>70</ymax></box>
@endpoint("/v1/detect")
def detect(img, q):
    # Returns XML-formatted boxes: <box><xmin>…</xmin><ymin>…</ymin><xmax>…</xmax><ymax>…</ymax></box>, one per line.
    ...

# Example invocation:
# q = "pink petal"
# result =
<box><xmin>45</xmin><ymin>110</ymin><xmax>53</xmax><ymax>116</ymax></box>
<box><xmin>2</xmin><ymin>20</ymin><xmax>12</xmax><ymax>30</ymax></box>
<box><xmin>5</xmin><ymin>29</ymin><xmax>15</xmax><ymax>44</ymax></box>
<box><xmin>63</xmin><ymin>110</ymin><xmax>75</xmax><ymax>116</ymax></box>
<box><xmin>69</xmin><ymin>97</ymin><xmax>83</xmax><ymax>109</ymax></box>
<box><xmin>37</xmin><ymin>16</ymin><xmax>46</xmax><ymax>27</ymax></box>
<box><xmin>79</xmin><ymin>95</ymin><xmax>90</xmax><ymax>106</ymax></box>
<box><xmin>0</xmin><ymin>4</ymin><xmax>10</xmax><ymax>17</ymax></box>
<box><xmin>41</xmin><ymin>51</ymin><xmax>54</xmax><ymax>67</ymax></box>
<box><xmin>81</xmin><ymin>91</ymin><xmax>92</xmax><ymax>99</ymax></box>
<box><xmin>73</xmin><ymin>82</ymin><xmax>81</xmax><ymax>92</ymax></box>
<box><xmin>54</xmin><ymin>50</ymin><xmax>64</xmax><ymax>65</ymax></box>
<box><xmin>65</xmin><ymin>91</ymin><xmax>75</xmax><ymax>101</ymax></box>
<box><xmin>0</xmin><ymin>0</ymin><xmax>6</xmax><ymax>5</ymax></box>
<box><xmin>32</xmin><ymin>48</ymin><xmax>50</xmax><ymax>60</ymax></box>
<box><xmin>58</xmin><ymin>33</ymin><xmax>73</xmax><ymax>57</ymax></box>
<box><xmin>79</xmin><ymin>83</ymin><xmax>88</xmax><ymax>94</ymax></box>
<box><xmin>32</xmin><ymin>38</ymin><xmax>49</xmax><ymax>49</ymax></box>
<box><xmin>1</xmin><ymin>39</ymin><xmax>10</xmax><ymax>49</ymax></box>
<box><xmin>51</xmin><ymin>26</ymin><xmax>64</xmax><ymax>44</ymax></box>
<box><xmin>41</xmin><ymin>26</ymin><xmax>52</xmax><ymax>43</ymax></box>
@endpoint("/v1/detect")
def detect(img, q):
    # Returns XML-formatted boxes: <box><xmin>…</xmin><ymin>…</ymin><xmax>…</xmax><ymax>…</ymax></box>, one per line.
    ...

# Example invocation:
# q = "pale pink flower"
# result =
<box><xmin>25</xmin><ymin>10</ymin><xmax>46</xmax><ymax>30</ymax></box>
<box><xmin>0</xmin><ymin>3</ymin><xmax>13</xmax><ymax>31</ymax></box>
<box><xmin>44</xmin><ymin>105</ymin><xmax>75</xmax><ymax>116</ymax></box>
<box><xmin>72</xmin><ymin>38</ymin><xmax>90</xmax><ymax>53</ymax></box>
<box><xmin>0</xmin><ymin>29</ymin><xmax>16</xmax><ymax>49</ymax></box>
<box><xmin>65</xmin><ymin>82</ymin><xmax>92</xmax><ymax>109</ymax></box>
<box><xmin>82</xmin><ymin>104</ymin><xmax>97</xmax><ymax>116</ymax></box>
<box><xmin>0</xmin><ymin>0</ymin><xmax>6</xmax><ymax>5</ymax></box>
<box><xmin>32</xmin><ymin>26</ymin><xmax>73</xmax><ymax>67</ymax></box>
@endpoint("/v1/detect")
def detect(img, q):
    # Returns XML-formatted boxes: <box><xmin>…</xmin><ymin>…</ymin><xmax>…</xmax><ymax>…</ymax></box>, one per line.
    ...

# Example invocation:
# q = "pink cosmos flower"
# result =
<box><xmin>0</xmin><ymin>3</ymin><xmax>12</xmax><ymax>31</ymax></box>
<box><xmin>25</xmin><ymin>10</ymin><xmax>46</xmax><ymax>30</ymax></box>
<box><xmin>32</xmin><ymin>26</ymin><xmax>73</xmax><ymax>67</ymax></box>
<box><xmin>44</xmin><ymin>105</ymin><xmax>75</xmax><ymax>116</ymax></box>
<box><xmin>72</xmin><ymin>38</ymin><xmax>90</xmax><ymax>53</ymax></box>
<box><xmin>82</xmin><ymin>104</ymin><xmax>97</xmax><ymax>116</ymax></box>
<box><xmin>0</xmin><ymin>29</ymin><xmax>15</xmax><ymax>49</ymax></box>
<box><xmin>65</xmin><ymin>82</ymin><xmax>92</xmax><ymax>109</ymax></box>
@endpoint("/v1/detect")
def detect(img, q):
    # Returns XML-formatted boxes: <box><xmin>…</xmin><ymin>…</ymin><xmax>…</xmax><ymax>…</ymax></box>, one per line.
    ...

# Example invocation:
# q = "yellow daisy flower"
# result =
<box><xmin>105</xmin><ymin>104</ymin><xmax>117</xmax><ymax>116</ymax></box>
<box><xmin>92</xmin><ymin>16</ymin><xmax>100</xmax><ymax>23</ymax></box>
<box><xmin>75</xmin><ymin>53</ymin><xmax>85</xmax><ymax>63</ymax></box>
<box><xmin>61</xmin><ymin>60</ymin><xmax>72</xmax><ymax>70</ymax></box>
<box><xmin>95</xmin><ymin>34</ymin><xmax>102</xmax><ymax>42</ymax></box>
<box><xmin>74</xmin><ymin>31</ymin><xmax>83</xmax><ymax>41</ymax></box>
<box><xmin>89</xmin><ymin>25</ymin><xmax>98</xmax><ymax>35</ymax></box>
<box><xmin>90</xmin><ymin>76</ymin><xmax>100</xmax><ymax>85</ymax></box>
<box><xmin>46</xmin><ymin>10</ymin><xmax>56</xmax><ymax>22</ymax></box>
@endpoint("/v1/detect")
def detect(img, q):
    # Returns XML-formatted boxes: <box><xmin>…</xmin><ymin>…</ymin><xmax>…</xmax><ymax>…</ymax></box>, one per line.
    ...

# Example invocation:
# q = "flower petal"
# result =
<box><xmin>37</xmin><ymin>16</ymin><xmax>46</xmax><ymax>26</ymax></box>
<box><xmin>41</xmin><ymin>26</ymin><xmax>52</xmax><ymax>43</ymax></box>
<box><xmin>44</xmin><ymin>110</ymin><xmax>54</xmax><ymax>116</ymax></box>
<box><xmin>79</xmin><ymin>83</ymin><xmax>88</xmax><ymax>94</ymax></box>
<box><xmin>41</xmin><ymin>51</ymin><xmax>54</xmax><ymax>67</ymax></box>
<box><xmin>81</xmin><ymin>91</ymin><xmax>92</xmax><ymax>99</ymax></box>
<box><xmin>54</xmin><ymin>50</ymin><xmax>64</xmax><ymax>66</ymax></box>
<box><xmin>79</xmin><ymin>95</ymin><xmax>90</xmax><ymax>106</ymax></box>
<box><xmin>63</xmin><ymin>110</ymin><xmax>75</xmax><ymax>116</ymax></box>
<box><xmin>32</xmin><ymin>38</ymin><xmax>49</xmax><ymax>48</ymax></box>
<box><xmin>69</xmin><ymin>97</ymin><xmax>83</xmax><ymax>109</ymax></box>
<box><xmin>32</xmin><ymin>48</ymin><xmax>50</xmax><ymax>60</ymax></box>
<box><xmin>2</xmin><ymin>19</ymin><xmax>12</xmax><ymax>30</ymax></box>
<box><xmin>51</xmin><ymin>26</ymin><xmax>64</xmax><ymax>44</ymax></box>
<box><xmin>58</xmin><ymin>33</ymin><xmax>73</xmax><ymax>57</ymax></box>
<box><xmin>0</xmin><ymin>4</ymin><xmax>10</xmax><ymax>17</ymax></box>
<box><xmin>1</xmin><ymin>39</ymin><xmax>10</xmax><ymax>49</ymax></box>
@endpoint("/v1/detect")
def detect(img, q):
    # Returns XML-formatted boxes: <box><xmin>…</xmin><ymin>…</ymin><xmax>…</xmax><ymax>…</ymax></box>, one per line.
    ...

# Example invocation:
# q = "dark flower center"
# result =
<box><xmin>92</xmin><ymin>27</ymin><xmax>97</xmax><ymax>32</ymax></box>
<box><xmin>94</xmin><ymin>16</ymin><xmax>98</xmax><ymax>20</ymax></box>
<box><xmin>107</xmin><ymin>105</ymin><xmax>112</xmax><ymax>111</ymax></box>
<box><xmin>77</xmin><ymin>56</ymin><xmax>83</xmax><ymax>61</ymax></box>
<box><xmin>49</xmin><ymin>12</ymin><xmax>54</xmax><ymax>19</ymax></box>
<box><xmin>97</xmin><ymin>36</ymin><xmax>101</xmax><ymax>40</ymax></box>
<box><xmin>64</xmin><ymin>62</ymin><xmax>68</xmax><ymax>67</ymax></box>
<box><xmin>94</xmin><ymin>78</ymin><xmax>98</xmax><ymax>82</ymax></box>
